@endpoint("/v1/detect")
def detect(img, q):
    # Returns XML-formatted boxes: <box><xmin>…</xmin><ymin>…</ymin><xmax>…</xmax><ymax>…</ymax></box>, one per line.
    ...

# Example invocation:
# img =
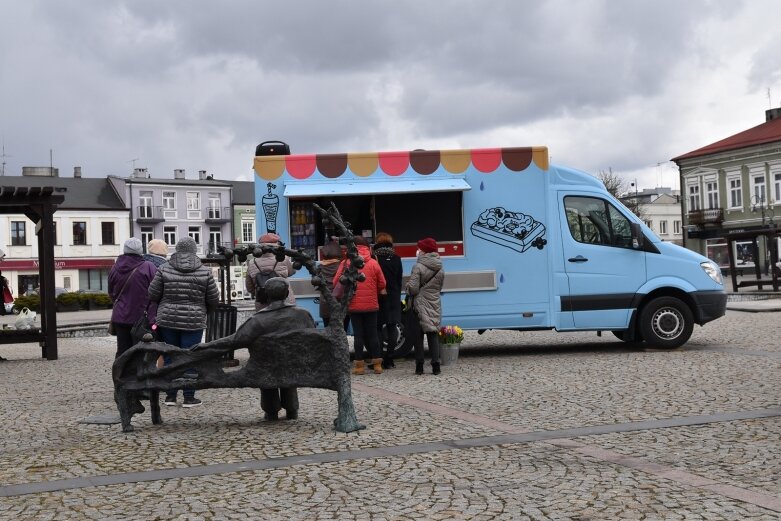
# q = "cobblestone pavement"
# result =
<box><xmin>1</xmin><ymin>309</ymin><xmax>780</xmax><ymax>520</ymax></box>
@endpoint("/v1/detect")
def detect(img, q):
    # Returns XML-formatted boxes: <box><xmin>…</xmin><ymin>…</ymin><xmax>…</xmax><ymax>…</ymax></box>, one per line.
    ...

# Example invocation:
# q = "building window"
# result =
<box><xmin>186</xmin><ymin>192</ymin><xmax>200</xmax><ymax>210</ymax></box>
<box><xmin>63</xmin><ymin>276</ymin><xmax>71</xmax><ymax>290</ymax></box>
<box><xmin>659</xmin><ymin>220</ymin><xmax>668</xmax><ymax>235</ymax></box>
<box><xmin>753</xmin><ymin>174</ymin><xmax>766</xmax><ymax>202</ymax></box>
<box><xmin>774</xmin><ymin>172</ymin><xmax>781</xmax><ymax>203</ymax></box>
<box><xmin>706</xmin><ymin>238</ymin><xmax>729</xmax><ymax>268</ymax></box>
<box><xmin>688</xmin><ymin>184</ymin><xmax>701</xmax><ymax>211</ymax></box>
<box><xmin>53</xmin><ymin>222</ymin><xmax>58</xmax><ymax>245</ymax></box>
<box><xmin>673</xmin><ymin>220</ymin><xmax>681</xmax><ymax>234</ymax></box>
<box><xmin>242</xmin><ymin>221</ymin><xmax>255</xmax><ymax>243</ymax></box>
<box><xmin>11</xmin><ymin>221</ymin><xmax>26</xmax><ymax>246</ymax></box>
<box><xmin>164</xmin><ymin>226</ymin><xmax>177</xmax><ymax>245</ymax></box>
<box><xmin>188</xmin><ymin>226</ymin><xmax>201</xmax><ymax>245</ymax></box>
<box><xmin>208</xmin><ymin>193</ymin><xmax>221</xmax><ymax>219</ymax></box>
<box><xmin>163</xmin><ymin>191</ymin><xmax>176</xmax><ymax>210</ymax></box>
<box><xmin>141</xmin><ymin>227</ymin><xmax>154</xmax><ymax>253</ymax></box>
<box><xmin>73</xmin><ymin>222</ymin><xmax>87</xmax><ymax>245</ymax></box>
<box><xmin>101</xmin><ymin>222</ymin><xmax>115</xmax><ymax>245</ymax></box>
<box><xmin>79</xmin><ymin>269</ymin><xmax>109</xmax><ymax>291</ymax></box>
<box><xmin>209</xmin><ymin>226</ymin><xmax>222</xmax><ymax>253</ymax></box>
<box><xmin>728</xmin><ymin>176</ymin><xmax>742</xmax><ymax>209</ymax></box>
<box><xmin>139</xmin><ymin>190</ymin><xmax>153</xmax><ymax>218</ymax></box>
<box><xmin>705</xmin><ymin>180</ymin><xmax>718</xmax><ymax>209</ymax></box>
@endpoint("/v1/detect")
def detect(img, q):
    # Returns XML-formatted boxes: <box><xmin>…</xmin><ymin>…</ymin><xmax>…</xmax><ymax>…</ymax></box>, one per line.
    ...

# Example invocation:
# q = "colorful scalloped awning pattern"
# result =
<box><xmin>254</xmin><ymin>146</ymin><xmax>549</xmax><ymax>181</ymax></box>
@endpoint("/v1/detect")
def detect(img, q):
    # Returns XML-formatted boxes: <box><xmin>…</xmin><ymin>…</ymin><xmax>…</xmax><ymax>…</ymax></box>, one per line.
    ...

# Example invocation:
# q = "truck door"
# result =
<box><xmin>559</xmin><ymin>194</ymin><xmax>646</xmax><ymax>329</ymax></box>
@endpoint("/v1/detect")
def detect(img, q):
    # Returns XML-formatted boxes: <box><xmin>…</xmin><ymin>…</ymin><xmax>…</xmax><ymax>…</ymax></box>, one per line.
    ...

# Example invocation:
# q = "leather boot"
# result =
<box><xmin>415</xmin><ymin>361</ymin><xmax>424</xmax><ymax>375</ymax></box>
<box><xmin>432</xmin><ymin>362</ymin><xmax>441</xmax><ymax>375</ymax></box>
<box><xmin>372</xmin><ymin>358</ymin><xmax>384</xmax><ymax>374</ymax></box>
<box><xmin>382</xmin><ymin>357</ymin><xmax>395</xmax><ymax>369</ymax></box>
<box><xmin>352</xmin><ymin>360</ymin><xmax>365</xmax><ymax>375</ymax></box>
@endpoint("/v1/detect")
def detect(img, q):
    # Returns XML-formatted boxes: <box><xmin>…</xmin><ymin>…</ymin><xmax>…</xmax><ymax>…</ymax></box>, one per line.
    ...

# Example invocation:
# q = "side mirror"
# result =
<box><xmin>630</xmin><ymin>222</ymin><xmax>644</xmax><ymax>249</ymax></box>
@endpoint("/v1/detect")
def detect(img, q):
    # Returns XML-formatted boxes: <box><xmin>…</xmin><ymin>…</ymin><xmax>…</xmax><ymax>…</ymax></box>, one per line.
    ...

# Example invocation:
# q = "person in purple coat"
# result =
<box><xmin>108</xmin><ymin>238</ymin><xmax>157</xmax><ymax>357</ymax></box>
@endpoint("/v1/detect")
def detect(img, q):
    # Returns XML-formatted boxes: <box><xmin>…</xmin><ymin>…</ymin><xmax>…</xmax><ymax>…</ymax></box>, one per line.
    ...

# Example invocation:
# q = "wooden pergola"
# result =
<box><xmin>0</xmin><ymin>186</ymin><xmax>65</xmax><ymax>360</ymax></box>
<box><xmin>724</xmin><ymin>226</ymin><xmax>780</xmax><ymax>292</ymax></box>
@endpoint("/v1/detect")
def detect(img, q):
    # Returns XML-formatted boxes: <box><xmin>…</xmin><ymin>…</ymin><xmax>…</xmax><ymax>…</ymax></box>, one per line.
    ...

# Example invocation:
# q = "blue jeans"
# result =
<box><xmin>160</xmin><ymin>327</ymin><xmax>204</xmax><ymax>399</ymax></box>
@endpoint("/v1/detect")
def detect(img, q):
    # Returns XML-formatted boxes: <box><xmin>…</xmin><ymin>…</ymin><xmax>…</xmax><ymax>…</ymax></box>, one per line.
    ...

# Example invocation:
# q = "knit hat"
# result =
<box><xmin>147</xmin><ymin>239</ymin><xmax>168</xmax><ymax>256</ymax></box>
<box><xmin>259</xmin><ymin>232</ymin><xmax>281</xmax><ymax>244</ymax></box>
<box><xmin>123</xmin><ymin>237</ymin><xmax>143</xmax><ymax>255</ymax></box>
<box><xmin>175</xmin><ymin>236</ymin><xmax>198</xmax><ymax>254</ymax></box>
<box><xmin>417</xmin><ymin>237</ymin><xmax>438</xmax><ymax>253</ymax></box>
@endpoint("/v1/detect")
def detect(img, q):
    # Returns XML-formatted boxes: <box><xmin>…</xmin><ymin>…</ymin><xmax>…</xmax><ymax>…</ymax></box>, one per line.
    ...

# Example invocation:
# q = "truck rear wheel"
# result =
<box><xmin>639</xmin><ymin>297</ymin><xmax>693</xmax><ymax>349</ymax></box>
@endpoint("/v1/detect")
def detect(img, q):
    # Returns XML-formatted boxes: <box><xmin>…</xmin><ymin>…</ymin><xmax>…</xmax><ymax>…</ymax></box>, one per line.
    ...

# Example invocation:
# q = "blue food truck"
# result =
<box><xmin>253</xmin><ymin>143</ymin><xmax>726</xmax><ymax>349</ymax></box>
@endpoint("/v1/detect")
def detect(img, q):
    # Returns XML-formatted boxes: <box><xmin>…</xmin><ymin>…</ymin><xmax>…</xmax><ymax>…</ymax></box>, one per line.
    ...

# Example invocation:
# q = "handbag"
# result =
<box><xmin>130</xmin><ymin>311</ymin><xmax>153</xmax><ymax>344</ymax></box>
<box><xmin>108</xmin><ymin>265</ymin><xmax>141</xmax><ymax>337</ymax></box>
<box><xmin>332</xmin><ymin>280</ymin><xmax>346</xmax><ymax>301</ymax></box>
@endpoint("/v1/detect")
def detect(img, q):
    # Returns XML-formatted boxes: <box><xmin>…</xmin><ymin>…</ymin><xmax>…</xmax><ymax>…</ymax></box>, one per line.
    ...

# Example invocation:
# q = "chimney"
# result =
<box><xmin>133</xmin><ymin>168</ymin><xmax>149</xmax><ymax>178</ymax></box>
<box><xmin>74</xmin><ymin>166</ymin><xmax>82</xmax><ymax>178</ymax></box>
<box><xmin>198</xmin><ymin>169</ymin><xmax>208</xmax><ymax>180</ymax></box>
<box><xmin>174</xmin><ymin>169</ymin><xmax>185</xmax><ymax>179</ymax></box>
<box><xmin>766</xmin><ymin>107</ymin><xmax>781</xmax><ymax>122</ymax></box>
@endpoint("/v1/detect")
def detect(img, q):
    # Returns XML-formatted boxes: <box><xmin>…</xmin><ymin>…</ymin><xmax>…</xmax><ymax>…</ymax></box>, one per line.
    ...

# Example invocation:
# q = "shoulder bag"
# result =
<box><xmin>108</xmin><ymin>265</ymin><xmax>141</xmax><ymax>336</ymax></box>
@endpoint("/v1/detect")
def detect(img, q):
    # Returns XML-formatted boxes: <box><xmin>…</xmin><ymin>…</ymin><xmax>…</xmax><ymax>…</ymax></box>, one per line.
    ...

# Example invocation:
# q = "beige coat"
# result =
<box><xmin>405</xmin><ymin>253</ymin><xmax>444</xmax><ymax>333</ymax></box>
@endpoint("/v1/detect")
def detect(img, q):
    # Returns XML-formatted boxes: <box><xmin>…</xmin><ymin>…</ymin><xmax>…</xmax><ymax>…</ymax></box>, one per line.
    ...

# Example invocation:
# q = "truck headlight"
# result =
<box><xmin>700</xmin><ymin>261</ymin><xmax>723</xmax><ymax>285</ymax></box>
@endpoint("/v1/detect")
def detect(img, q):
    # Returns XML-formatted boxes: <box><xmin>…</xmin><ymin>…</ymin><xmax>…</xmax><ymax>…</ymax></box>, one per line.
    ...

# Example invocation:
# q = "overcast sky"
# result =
<box><xmin>1</xmin><ymin>1</ymin><xmax>780</xmax><ymax>191</ymax></box>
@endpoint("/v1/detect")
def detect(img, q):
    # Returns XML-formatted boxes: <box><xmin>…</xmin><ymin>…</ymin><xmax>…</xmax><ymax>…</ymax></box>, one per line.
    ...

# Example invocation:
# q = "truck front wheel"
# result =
<box><xmin>639</xmin><ymin>297</ymin><xmax>694</xmax><ymax>349</ymax></box>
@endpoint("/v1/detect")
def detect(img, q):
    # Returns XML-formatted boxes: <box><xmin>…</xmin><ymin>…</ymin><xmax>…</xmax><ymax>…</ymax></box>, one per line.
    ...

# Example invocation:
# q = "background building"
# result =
<box><xmin>0</xmin><ymin>167</ymin><xmax>128</xmax><ymax>294</ymax></box>
<box><xmin>673</xmin><ymin>108</ymin><xmax>781</xmax><ymax>273</ymax></box>
<box><xmin>108</xmin><ymin>168</ymin><xmax>234</xmax><ymax>256</ymax></box>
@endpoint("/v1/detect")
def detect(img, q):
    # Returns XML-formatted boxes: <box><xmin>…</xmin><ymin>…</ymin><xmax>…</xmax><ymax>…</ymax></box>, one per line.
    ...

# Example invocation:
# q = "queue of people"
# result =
<box><xmin>107</xmin><ymin>230</ymin><xmax>445</xmax><ymax>415</ymax></box>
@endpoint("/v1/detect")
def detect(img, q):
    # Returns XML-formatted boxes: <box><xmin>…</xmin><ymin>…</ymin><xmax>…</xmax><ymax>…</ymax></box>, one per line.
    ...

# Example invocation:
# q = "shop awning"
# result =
<box><xmin>282</xmin><ymin>178</ymin><xmax>471</xmax><ymax>197</ymax></box>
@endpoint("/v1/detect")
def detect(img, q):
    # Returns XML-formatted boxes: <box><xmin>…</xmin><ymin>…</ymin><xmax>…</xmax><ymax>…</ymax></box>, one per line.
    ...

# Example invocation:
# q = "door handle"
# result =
<box><xmin>568</xmin><ymin>255</ymin><xmax>588</xmax><ymax>263</ymax></box>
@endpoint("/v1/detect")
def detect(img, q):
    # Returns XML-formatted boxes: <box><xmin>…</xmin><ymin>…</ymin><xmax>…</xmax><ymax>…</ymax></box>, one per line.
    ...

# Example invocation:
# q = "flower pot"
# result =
<box><xmin>440</xmin><ymin>342</ymin><xmax>460</xmax><ymax>366</ymax></box>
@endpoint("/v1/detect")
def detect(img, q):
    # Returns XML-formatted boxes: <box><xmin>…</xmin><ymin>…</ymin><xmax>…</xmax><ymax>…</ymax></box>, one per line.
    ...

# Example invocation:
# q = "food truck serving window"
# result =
<box><xmin>375</xmin><ymin>192</ymin><xmax>463</xmax><ymax>244</ymax></box>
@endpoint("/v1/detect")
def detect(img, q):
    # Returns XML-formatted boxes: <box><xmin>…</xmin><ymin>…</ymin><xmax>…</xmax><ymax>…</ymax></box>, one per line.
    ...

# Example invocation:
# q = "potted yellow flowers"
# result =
<box><xmin>438</xmin><ymin>325</ymin><xmax>464</xmax><ymax>366</ymax></box>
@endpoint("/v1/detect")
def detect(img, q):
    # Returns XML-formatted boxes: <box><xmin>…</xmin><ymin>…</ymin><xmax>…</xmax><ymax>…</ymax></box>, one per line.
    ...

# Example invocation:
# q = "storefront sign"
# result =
<box><xmin>0</xmin><ymin>258</ymin><xmax>115</xmax><ymax>270</ymax></box>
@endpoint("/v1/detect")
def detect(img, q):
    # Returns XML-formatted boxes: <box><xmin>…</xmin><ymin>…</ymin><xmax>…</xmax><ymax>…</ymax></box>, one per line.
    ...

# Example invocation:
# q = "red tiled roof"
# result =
<box><xmin>672</xmin><ymin>116</ymin><xmax>781</xmax><ymax>161</ymax></box>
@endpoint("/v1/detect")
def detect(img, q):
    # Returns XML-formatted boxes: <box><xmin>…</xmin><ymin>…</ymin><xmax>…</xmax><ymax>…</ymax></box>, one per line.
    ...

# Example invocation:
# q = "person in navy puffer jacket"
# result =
<box><xmin>333</xmin><ymin>236</ymin><xmax>387</xmax><ymax>375</ymax></box>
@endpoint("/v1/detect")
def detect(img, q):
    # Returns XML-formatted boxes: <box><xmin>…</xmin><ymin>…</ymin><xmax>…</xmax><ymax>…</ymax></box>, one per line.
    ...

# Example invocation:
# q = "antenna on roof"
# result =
<box><xmin>0</xmin><ymin>141</ymin><xmax>10</xmax><ymax>177</ymax></box>
<box><xmin>768</xmin><ymin>88</ymin><xmax>773</xmax><ymax>109</ymax></box>
<box><xmin>127</xmin><ymin>158</ymin><xmax>139</xmax><ymax>172</ymax></box>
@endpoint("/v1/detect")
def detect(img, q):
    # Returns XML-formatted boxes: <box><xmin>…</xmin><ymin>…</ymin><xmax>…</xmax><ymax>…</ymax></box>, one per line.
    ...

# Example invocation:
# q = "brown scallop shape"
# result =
<box><xmin>410</xmin><ymin>150</ymin><xmax>441</xmax><ymax>175</ymax></box>
<box><xmin>502</xmin><ymin>148</ymin><xmax>533</xmax><ymax>172</ymax></box>
<box><xmin>316</xmin><ymin>154</ymin><xmax>348</xmax><ymax>179</ymax></box>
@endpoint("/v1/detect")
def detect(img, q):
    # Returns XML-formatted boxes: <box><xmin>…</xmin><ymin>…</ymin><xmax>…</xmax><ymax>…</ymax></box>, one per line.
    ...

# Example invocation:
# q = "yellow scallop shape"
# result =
<box><xmin>254</xmin><ymin>156</ymin><xmax>286</xmax><ymax>180</ymax></box>
<box><xmin>440</xmin><ymin>149</ymin><xmax>471</xmax><ymax>174</ymax></box>
<box><xmin>348</xmin><ymin>153</ymin><xmax>379</xmax><ymax>177</ymax></box>
<box><xmin>532</xmin><ymin>147</ymin><xmax>549</xmax><ymax>171</ymax></box>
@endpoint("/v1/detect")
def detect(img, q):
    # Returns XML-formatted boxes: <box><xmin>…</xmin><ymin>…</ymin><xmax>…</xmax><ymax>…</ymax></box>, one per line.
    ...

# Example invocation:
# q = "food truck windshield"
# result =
<box><xmin>251</xmin><ymin>148</ymin><xmax>535</xmax><ymax>259</ymax></box>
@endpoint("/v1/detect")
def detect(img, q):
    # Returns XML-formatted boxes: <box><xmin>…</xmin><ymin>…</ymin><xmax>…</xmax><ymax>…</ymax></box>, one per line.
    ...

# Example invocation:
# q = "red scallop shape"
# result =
<box><xmin>378</xmin><ymin>151</ymin><xmax>410</xmax><ymax>176</ymax></box>
<box><xmin>471</xmin><ymin>148</ymin><xmax>502</xmax><ymax>173</ymax></box>
<box><xmin>285</xmin><ymin>155</ymin><xmax>317</xmax><ymax>179</ymax></box>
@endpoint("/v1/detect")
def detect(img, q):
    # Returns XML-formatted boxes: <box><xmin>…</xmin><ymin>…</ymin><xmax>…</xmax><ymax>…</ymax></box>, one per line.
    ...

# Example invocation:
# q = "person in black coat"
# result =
<box><xmin>373</xmin><ymin>232</ymin><xmax>403</xmax><ymax>368</ymax></box>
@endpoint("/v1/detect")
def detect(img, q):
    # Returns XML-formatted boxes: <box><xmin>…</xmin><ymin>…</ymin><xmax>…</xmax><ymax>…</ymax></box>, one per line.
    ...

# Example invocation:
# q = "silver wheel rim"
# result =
<box><xmin>652</xmin><ymin>307</ymin><xmax>684</xmax><ymax>340</ymax></box>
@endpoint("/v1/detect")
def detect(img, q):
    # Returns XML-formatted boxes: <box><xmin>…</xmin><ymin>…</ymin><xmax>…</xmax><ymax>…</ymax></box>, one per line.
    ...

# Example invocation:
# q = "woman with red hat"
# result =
<box><xmin>406</xmin><ymin>237</ymin><xmax>445</xmax><ymax>375</ymax></box>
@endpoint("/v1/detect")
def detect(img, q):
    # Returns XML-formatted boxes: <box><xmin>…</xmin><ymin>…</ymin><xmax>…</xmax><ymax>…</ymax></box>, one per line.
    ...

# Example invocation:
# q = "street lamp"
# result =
<box><xmin>750</xmin><ymin>195</ymin><xmax>776</xmax><ymax>227</ymax></box>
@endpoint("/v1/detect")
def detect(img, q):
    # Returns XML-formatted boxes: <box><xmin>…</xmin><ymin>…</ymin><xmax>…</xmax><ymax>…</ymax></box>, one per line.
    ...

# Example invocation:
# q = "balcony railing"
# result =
<box><xmin>687</xmin><ymin>208</ymin><xmax>723</xmax><ymax>225</ymax></box>
<box><xmin>136</xmin><ymin>206</ymin><xmax>165</xmax><ymax>223</ymax></box>
<box><xmin>205</xmin><ymin>207</ymin><xmax>231</xmax><ymax>223</ymax></box>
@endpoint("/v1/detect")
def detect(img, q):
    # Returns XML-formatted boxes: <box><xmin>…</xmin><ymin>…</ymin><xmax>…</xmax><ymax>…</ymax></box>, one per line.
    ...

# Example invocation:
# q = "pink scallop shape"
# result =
<box><xmin>378</xmin><ymin>151</ymin><xmax>410</xmax><ymax>176</ymax></box>
<box><xmin>471</xmin><ymin>148</ymin><xmax>502</xmax><ymax>173</ymax></box>
<box><xmin>285</xmin><ymin>155</ymin><xmax>317</xmax><ymax>179</ymax></box>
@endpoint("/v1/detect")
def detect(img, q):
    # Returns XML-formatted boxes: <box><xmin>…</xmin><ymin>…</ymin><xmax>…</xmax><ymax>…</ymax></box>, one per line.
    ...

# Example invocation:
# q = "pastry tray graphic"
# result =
<box><xmin>470</xmin><ymin>220</ymin><xmax>546</xmax><ymax>253</ymax></box>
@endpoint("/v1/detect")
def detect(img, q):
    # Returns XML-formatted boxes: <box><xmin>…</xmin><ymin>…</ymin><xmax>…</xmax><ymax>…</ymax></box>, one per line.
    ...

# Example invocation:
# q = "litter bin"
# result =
<box><xmin>206</xmin><ymin>304</ymin><xmax>238</xmax><ymax>366</ymax></box>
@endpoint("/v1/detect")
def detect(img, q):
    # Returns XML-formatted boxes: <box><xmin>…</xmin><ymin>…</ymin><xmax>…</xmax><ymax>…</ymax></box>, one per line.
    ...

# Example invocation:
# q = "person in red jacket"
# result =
<box><xmin>333</xmin><ymin>236</ymin><xmax>387</xmax><ymax>375</ymax></box>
